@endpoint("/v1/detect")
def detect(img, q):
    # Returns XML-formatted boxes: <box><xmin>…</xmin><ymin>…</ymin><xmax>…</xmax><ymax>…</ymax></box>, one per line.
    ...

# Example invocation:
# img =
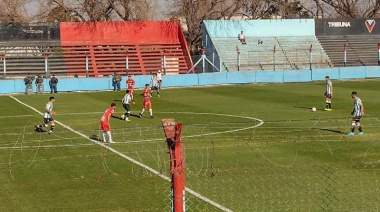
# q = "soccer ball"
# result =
<box><xmin>311</xmin><ymin>107</ymin><xmax>317</xmax><ymax>112</ymax></box>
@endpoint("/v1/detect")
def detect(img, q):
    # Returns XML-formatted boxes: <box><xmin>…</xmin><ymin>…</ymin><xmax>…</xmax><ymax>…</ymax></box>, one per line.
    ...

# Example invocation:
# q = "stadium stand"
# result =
<box><xmin>317</xmin><ymin>35</ymin><xmax>380</xmax><ymax>67</ymax></box>
<box><xmin>210</xmin><ymin>36</ymin><xmax>330</xmax><ymax>71</ymax></box>
<box><xmin>203</xmin><ymin>20</ymin><xmax>331</xmax><ymax>71</ymax></box>
<box><xmin>0</xmin><ymin>21</ymin><xmax>192</xmax><ymax>78</ymax></box>
<box><xmin>344</xmin><ymin>35</ymin><xmax>380</xmax><ymax>66</ymax></box>
<box><xmin>317</xmin><ymin>35</ymin><xmax>361</xmax><ymax>67</ymax></box>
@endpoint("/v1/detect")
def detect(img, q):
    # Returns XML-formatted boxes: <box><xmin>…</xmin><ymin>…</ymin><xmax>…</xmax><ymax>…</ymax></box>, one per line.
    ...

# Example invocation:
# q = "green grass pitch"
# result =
<box><xmin>0</xmin><ymin>79</ymin><xmax>379</xmax><ymax>211</ymax></box>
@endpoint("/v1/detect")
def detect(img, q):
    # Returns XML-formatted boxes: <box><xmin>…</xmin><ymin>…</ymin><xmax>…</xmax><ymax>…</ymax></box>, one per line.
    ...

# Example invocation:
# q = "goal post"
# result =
<box><xmin>161</xmin><ymin>118</ymin><xmax>185</xmax><ymax>212</ymax></box>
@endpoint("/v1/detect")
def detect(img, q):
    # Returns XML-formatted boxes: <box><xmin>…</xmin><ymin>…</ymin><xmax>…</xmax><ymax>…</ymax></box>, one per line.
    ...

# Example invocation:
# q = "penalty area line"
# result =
<box><xmin>8</xmin><ymin>95</ymin><xmax>233</xmax><ymax>212</ymax></box>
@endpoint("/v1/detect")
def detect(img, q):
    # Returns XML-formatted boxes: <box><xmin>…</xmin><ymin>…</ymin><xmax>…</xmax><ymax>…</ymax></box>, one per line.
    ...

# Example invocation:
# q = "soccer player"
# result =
<box><xmin>100</xmin><ymin>103</ymin><xmax>116</xmax><ymax>143</ymax></box>
<box><xmin>35</xmin><ymin>96</ymin><xmax>56</xmax><ymax>134</ymax></box>
<box><xmin>157</xmin><ymin>70</ymin><xmax>163</xmax><ymax>89</ymax></box>
<box><xmin>150</xmin><ymin>73</ymin><xmax>160</xmax><ymax>97</ymax></box>
<box><xmin>120</xmin><ymin>89</ymin><xmax>135</xmax><ymax>121</ymax></box>
<box><xmin>347</xmin><ymin>91</ymin><xmax>364</xmax><ymax>136</ymax></box>
<box><xmin>139</xmin><ymin>84</ymin><xmax>153</xmax><ymax>118</ymax></box>
<box><xmin>126</xmin><ymin>75</ymin><xmax>135</xmax><ymax>99</ymax></box>
<box><xmin>324</xmin><ymin>76</ymin><xmax>333</xmax><ymax>111</ymax></box>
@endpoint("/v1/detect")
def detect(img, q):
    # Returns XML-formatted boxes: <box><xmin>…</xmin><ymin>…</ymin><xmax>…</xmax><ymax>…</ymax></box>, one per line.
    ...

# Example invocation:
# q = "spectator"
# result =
<box><xmin>35</xmin><ymin>74</ymin><xmax>44</xmax><ymax>94</ymax></box>
<box><xmin>49</xmin><ymin>74</ymin><xmax>58</xmax><ymax>93</ymax></box>
<box><xmin>238</xmin><ymin>31</ymin><xmax>247</xmax><ymax>45</ymax></box>
<box><xmin>24</xmin><ymin>74</ymin><xmax>33</xmax><ymax>95</ymax></box>
<box><xmin>112</xmin><ymin>72</ymin><xmax>122</xmax><ymax>91</ymax></box>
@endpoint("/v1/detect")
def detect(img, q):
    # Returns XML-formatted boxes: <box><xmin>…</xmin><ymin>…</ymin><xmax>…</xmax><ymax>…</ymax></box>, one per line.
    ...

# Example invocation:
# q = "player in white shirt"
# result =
<box><xmin>35</xmin><ymin>96</ymin><xmax>56</xmax><ymax>134</ymax></box>
<box><xmin>157</xmin><ymin>70</ymin><xmax>163</xmax><ymax>89</ymax></box>
<box><xmin>120</xmin><ymin>90</ymin><xmax>135</xmax><ymax>121</ymax></box>
<box><xmin>347</xmin><ymin>91</ymin><xmax>364</xmax><ymax>136</ymax></box>
<box><xmin>150</xmin><ymin>73</ymin><xmax>160</xmax><ymax>97</ymax></box>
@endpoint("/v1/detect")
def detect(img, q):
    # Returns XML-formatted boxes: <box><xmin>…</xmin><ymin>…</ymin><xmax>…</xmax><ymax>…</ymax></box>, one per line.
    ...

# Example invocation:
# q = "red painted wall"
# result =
<box><xmin>60</xmin><ymin>21</ymin><xmax>179</xmax><ymax>45</ymax></box>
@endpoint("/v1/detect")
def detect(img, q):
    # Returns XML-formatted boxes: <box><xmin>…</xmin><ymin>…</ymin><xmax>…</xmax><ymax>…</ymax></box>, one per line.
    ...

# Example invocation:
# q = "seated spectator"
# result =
<box><xmin>238</xmin><ymin>31</ymin><xmax>247</xmax><ymax>45</ymax></box>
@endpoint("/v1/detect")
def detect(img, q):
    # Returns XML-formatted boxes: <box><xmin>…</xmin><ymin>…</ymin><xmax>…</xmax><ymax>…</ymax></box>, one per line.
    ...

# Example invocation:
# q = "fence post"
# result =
<box><xmin>212</xmin><ymin>51</ymin><xmax>215</xmax><ymax>72</ymax></box>
<box><xmin>2</xmin><ymin>54</ymin><xmax>6</xmax><ymax>79</ymax></box>
<box><xmin>125</xmin><ymin>50</ymin><xmax>129</xmax><ymax>75</ymax></box>
<box><xmin>44</xmin><ymin>52</ymin><xmax>49</xmax><ymax>78</ymax></box>
<box><xmin>343</xmin><ymin>43</ymin><xmax>347</xmax><ymax>67</ymax></box>
<box><xmin>85</xmin><ymin>51</ymin><xmax>89</xmax><ymax>77</ymax></box>
<box><xmin>309</xmin><ymin>44</ymin><xmax>313</xmax><ymax>71</ymax></box>
<box><xmin>273</xmin><ymin>45</ymin><xmax>276</xmax><ymax>71</ymax></box>
<box><xmin>236</xmin><ymin>46</ymin><xmax>240</xmax><ymax>71</ymax></box>
<box><xmin>161</xmin><ymin>119</ymin><xmax>185</xmax><ymax>212</ymax></box>
<box><xmin>162</xmin><ymin>50</ymin><xmax>167</xmax><ymax>75</ymax></box>
<box><xmin>377</xmin><ymin>42</ymin><xmax>380</xmax><ymax>65</ymax></box>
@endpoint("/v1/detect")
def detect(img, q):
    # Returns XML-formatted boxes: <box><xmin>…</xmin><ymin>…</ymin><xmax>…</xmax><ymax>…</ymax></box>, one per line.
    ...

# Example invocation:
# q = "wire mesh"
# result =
<box><xmin>1</xmin><ymin>115</ymin><xmax>380</xmax><ymax>211</ymax></box>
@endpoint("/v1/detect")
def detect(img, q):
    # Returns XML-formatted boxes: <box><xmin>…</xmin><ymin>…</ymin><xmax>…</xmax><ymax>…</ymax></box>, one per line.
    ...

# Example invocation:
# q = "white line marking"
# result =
<box><xmin>8</xmin><ymin>95</ymin><xmax>237</xmax><ymax>212</ymax></box>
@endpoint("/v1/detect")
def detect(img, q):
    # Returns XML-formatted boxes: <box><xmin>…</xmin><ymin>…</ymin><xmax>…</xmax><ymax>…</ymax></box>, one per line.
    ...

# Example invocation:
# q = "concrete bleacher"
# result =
<box><xmin>210</xmin><ymin>36</ymin><xmax>330</xmax><ymax>71</ymax></box>
<box><xmin>344</xmin><ymin>35</ymin><xmax>379</xmax><ymax>66</ymax></box>
<box><xmin>276</xmin><ymin>36</ymin><xmax>331</xmax><ymax>70</ymax></box>
<box><xmin>317</xmin><ymin>35</ymin><xmax>380</xmax><ymax>67</ymax></box>
<box><xmin>0</xmin><ymin>21</ymin><xmax>192</xmax><ymax>78</ymax></box>
<box><xmin>203</xmin><ymin>19</ymin><xmax>331</xmax><ymax>71</ymax></box>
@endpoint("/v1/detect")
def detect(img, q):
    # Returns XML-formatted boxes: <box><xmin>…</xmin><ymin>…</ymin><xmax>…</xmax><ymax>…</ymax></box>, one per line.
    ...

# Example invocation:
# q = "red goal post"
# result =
<box><xmin>161</xmin><ymin>118</ymin><xmax>185</xmax><ymax>212</ymax></box>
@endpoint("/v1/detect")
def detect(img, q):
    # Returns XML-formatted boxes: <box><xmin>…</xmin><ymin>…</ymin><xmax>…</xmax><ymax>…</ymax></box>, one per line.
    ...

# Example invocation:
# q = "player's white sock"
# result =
<box><xmin>102</xmin><ymin>132</ymin><xmax>107</xmax><ymax>142</ymax></box>
<box><xmin>140</xmin><ymin>109</ymin><xmax>145</xmax><ymax>114</ymax></box>
<box><xmin>107</xmin><ymin>131</ymin><xmax>113</xmax><ymax>142</ymax></box>
<box><xmin>149</xmin><ymin>109</ymin><xmax>152</xmax><ymax>116</ymax></box>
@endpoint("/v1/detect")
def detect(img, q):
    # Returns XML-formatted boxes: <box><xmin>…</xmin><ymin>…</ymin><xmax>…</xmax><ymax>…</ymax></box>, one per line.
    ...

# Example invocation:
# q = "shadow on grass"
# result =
<box><xmin>318</xmin><ymin>128</ymin><xmax>344</xmax><ymax>134</ymax></box>
<box><xmin>293</xmin><ymin>106</ymin><xmax>325</xmax><ymax>111</ymax></box>
<box><xmin>111</xmin><ymin>113</ymin><xmax>142</xmax><ymax>120</ymax></box>
<box><xmin>89</xmin><ymin>134</ymin><xmax>103</xmax><ymax>142</ymax></box>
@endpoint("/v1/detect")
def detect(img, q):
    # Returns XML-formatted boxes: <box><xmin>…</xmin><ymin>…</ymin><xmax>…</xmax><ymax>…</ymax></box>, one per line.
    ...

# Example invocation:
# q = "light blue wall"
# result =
<box><xmin>1</xmin><ymin>66</ymin><xmax>379</xmax><ymax>94</ymax></box>
<box><xmin>203</xmin><ymin>19</ymin><xmax>315</xmax><ymax>37</ymax></box>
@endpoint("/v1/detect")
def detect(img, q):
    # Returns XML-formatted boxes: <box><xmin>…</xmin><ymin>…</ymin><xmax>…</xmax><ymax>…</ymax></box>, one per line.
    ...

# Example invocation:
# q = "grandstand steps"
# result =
<box><xmin>211</xmin><ymin>36</ymin><xmax>330</xmax><ymax>71</ymax></box>
<box><xmin>316</xmin><ymin>35</ymin><xmax>380</xmax><ymax>67</ymax></box>
<box><xmin>0</xmin><ymin>43</ymin><xmax>189</xmax><ymax>77</ymax></box>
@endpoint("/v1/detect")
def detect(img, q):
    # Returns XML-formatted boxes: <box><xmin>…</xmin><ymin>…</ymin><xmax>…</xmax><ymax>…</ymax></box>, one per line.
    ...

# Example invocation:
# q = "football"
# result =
<box><xmin>311</xmin><ymin>107</ymin><xmax>317</xmax><ymax>112</ymax></box>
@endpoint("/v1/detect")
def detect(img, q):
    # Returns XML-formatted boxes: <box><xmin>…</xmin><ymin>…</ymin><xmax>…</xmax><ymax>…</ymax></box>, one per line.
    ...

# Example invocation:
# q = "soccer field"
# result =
<box><xmin>1</xmin><ymin>79</ymin><xmax>380</xmax><ymax>211</ymax></box>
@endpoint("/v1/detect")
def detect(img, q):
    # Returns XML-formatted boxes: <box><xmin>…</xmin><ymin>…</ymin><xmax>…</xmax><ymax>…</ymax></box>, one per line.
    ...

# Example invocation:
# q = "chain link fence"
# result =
<box><xmin>2</xmin><ymin>114</ymin><xmax>379</xmax><ymax>211</ymax></box>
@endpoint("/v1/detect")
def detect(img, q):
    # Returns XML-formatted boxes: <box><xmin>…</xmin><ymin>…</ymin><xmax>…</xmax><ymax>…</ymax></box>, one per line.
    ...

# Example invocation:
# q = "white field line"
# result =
<box><xmin>9</xmin><ymin>95</ymin><xmax>252</xmax><ymax>212</ymax></box>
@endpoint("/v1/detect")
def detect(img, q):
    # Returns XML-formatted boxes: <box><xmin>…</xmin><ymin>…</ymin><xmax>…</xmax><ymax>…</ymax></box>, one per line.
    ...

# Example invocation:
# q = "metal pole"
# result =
<box><xmin>44</xmin><ymin>52</ymin><xmax>48</xmax><ymax>78</ymax></box>
<box><xmin>212</xmin><ymin>51</ymin><xmax>215</xmax><ymax>72</ymax></box>
<box><xmin>343</xmin><ymin>43</ymin><xmax>347</xmax><ymax>67</ymax></box>
<box><xmin>309</xmin><ymin>44</ymin><xmax>313</xmax><ymax>70</ymax></box>
<box><xmin>201</xmin><ymin>48</ymin><xmax>206</xmax><ymax>73</ymax></box>
<box><xmin>125</xmin><ymin>50</ymin><xmax>129</xmax><ymax>75</ymax></box>
<box><xmin>163</xmin><ymin>50</ymin><xmax>167</xmax><ymax>75</ymax></box>
<box><xmin>273</xmin><ymin>45</ymin><xmax>276</xmax><ymax>71</ymax></box>
<box><xmin>2</xmin><ymin>54</ymin><xmax>6</xmax><ymax>79</ymax></box>
<box><xmin>236</xmin><ymin>46</ymin><xmax>240</xmax><ymax>71</ymax></box>
<box><xmin>85</xmin><ymin>52</ymin><xmax>89</xmax><ymax>77</ymax></box>
<box><xmin>378</xmin><ymin>43</ymin><xmax>380</xmax><ymax>65</ymax></box>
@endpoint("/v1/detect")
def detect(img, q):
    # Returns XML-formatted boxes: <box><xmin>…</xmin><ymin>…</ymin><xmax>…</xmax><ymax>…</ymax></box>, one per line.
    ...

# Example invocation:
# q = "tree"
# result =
<box><xmin>0</xmin><ymin>0</ymin><xmax>31</xmax><ymax>22</ymax></box>
<box><xmin>35</xmin><ymin>0</ymin><xmax>153</xmax><ymax>22</ymax></box>
<box><xmin>313</xmin><ymin>0</ymin><xmax>380</xmax><ymax>18</ymax></box>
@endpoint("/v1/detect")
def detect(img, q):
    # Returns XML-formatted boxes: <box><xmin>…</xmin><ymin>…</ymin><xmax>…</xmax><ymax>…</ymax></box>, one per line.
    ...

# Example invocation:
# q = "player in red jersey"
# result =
<box><xmin>100</xmin><ymin>103</ymin><xmax>116</xmax><ymax>143</ymax></box>
<box><xmin>126</xmin><ymin>75</ymin><xmax>135</xmax><ymax>99</ymax></box>
<box><xmin>139</xmin><ymin>84</ymin><xmax>153</xmax><ymax>118</ymax></box>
